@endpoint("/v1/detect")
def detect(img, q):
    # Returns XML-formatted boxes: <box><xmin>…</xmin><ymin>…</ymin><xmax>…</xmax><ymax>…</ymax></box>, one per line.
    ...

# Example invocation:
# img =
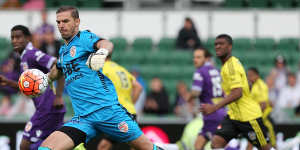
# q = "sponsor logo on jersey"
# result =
<box><xmin>118</xmin><ymin>121</ymin><xmax>129</xmax><ymax>133</ymax></box>
<box><xmin>70</xmin><ymin>46</ymin><xmax>76</xmax><ymax>57</ymax></box>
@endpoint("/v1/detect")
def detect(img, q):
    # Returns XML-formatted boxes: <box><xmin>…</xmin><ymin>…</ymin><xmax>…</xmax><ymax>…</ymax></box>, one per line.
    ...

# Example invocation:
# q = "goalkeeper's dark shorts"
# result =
<box><xmin>215</xmin><ymin>115</ymin><xmax>270</xmax><ymax>148</ymax></box>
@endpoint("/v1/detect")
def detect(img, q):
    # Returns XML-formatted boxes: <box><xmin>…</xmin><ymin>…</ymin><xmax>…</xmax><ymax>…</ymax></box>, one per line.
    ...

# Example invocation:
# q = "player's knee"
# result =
<box><xmin>38</xmin><ymin>147</ymin><xmax>51</xmax><ymax>150</ymax></box>
<box><xmin>97</xmin><ymin>140</ymin><xmax>112</xmax><ymax>150</ymax></box>
<box><xmin>211</xmin><ymin>135</ymin><xmax>227</xmax><ymax>148</ymax></box>
<box><xmin>211</xmin><ymin>142</ymin><xmax>225</xmax><ymax>149</ymax></box>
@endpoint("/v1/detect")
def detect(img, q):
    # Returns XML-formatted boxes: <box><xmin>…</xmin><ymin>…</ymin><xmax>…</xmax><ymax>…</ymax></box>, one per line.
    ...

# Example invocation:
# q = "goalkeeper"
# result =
<box><xmin>39</xmin><ymin>6</ymin><xmax>163</xmax><ymax>150</ymax></box>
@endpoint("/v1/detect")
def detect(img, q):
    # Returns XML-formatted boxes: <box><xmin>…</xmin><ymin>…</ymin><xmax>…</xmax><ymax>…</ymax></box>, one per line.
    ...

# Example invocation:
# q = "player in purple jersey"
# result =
<box><xmin>0</xmin><ymin>25</ymin><xmax>66</xmax><ymax>150</ymax></box>
<box><xmin>187</xmin><ymin>48</ymin><xmax>226</xmax><ymax>150</ymax></box>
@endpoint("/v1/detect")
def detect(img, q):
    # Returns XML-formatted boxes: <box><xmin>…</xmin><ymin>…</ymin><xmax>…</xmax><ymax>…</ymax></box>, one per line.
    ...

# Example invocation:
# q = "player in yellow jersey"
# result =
<box><xmin>247</xmin><ymin>67</ymin><xmax>276</xmax><ymax>149</ymax></box>
<box><xmin>200</xmin><ymin>34</ymin><xmax>273</xmax><ymax>150</ymax></box>
<box><xmin>97</xmin><ymin>49</ymin><xmax>143</xmax><ymax>150</ymax></box>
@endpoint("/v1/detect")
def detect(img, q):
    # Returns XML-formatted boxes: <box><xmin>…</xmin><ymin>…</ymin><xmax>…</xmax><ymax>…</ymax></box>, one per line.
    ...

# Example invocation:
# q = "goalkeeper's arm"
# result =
<box><xmin>86</xmin><ymin>40</ymin><xmax>114</xmax><ymax>71</ymax></box>
<box><xmin>47</xmin><ymin>60</ymin><xmax>63</xmax><ymax>83</ymax></box>
<box><xmin>95</xmin><ymin>39</ymin><xmax>113</xmax><ymax>52</ymax></box>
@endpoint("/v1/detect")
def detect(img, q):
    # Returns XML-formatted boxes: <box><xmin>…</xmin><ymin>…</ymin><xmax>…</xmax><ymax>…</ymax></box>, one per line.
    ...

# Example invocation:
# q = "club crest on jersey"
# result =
<box><xmin>118</xmin><ymin>121</ymin><xmax>129</xmax><ymax>133</ymax></box>
<box><xmin>70</xmin><ymin>46</ymin><xmax>76</xmax><ymax>57</ymax></box>
<box><xmin>25</xmin><ymin>121</ymin><xmax>32</xmax><ymax>132</ymax></box>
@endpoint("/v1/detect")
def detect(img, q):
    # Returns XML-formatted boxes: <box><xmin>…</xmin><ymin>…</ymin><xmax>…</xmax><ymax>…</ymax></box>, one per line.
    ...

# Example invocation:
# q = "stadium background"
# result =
<box><xmin>0</xmin><ymin>0</ymin><xmax>300</xmax><ymax>149</ymax></box>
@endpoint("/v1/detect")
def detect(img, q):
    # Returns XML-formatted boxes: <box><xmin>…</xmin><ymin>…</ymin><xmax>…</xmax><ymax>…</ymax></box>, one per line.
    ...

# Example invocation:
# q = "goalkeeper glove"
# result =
<box><xmin>86</xmin><ymin>48</ymin><xmax>108</xmax><ymax>71</ymax></box>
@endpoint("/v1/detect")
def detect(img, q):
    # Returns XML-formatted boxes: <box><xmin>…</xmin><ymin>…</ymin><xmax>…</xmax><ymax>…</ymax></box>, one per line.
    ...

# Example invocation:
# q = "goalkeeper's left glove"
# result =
<box><xmin>86</xmin><ymin>48</ymin><xmax>108</xmax><ymax>71</ymax></box>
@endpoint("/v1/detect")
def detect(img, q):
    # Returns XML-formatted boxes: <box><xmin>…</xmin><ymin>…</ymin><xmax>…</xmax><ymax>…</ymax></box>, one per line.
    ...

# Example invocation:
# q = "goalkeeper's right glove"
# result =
<box><xmin>86</xmin><ymin>48</ymin><xmax>109</xmax><ymax>71</ymax></box>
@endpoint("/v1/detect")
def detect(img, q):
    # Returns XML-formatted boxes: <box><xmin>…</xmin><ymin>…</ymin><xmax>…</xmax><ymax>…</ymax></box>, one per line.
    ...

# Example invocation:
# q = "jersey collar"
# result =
<box><xmin>204</xmin><ymin>61</ymin><xmax>212</xmax><ymax>66</ymax></box>
<box><xmin>20</xmin><ymin>42</ymin><xmax>34</xmax><ymax>59</ymax></box>
<box><xmin>65</xmin><ymin>31</ymin><xmax>81</xmax><ymax>46</ymax></box>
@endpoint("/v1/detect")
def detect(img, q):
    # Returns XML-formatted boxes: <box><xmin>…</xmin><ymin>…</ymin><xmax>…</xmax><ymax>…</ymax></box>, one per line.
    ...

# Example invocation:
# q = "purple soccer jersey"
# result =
<box><xmin>192</xmin><ymin>62</ymin><xmax>226</xmax><ymax>139</ymax></box>
<box><xmin>20</xmin><ymin>43</ymin><xmax>65</xmax><ymax>148</ymax></box>
<box><xmin>192</xmin><ymin>62</ymin><xmax>226</xmax><ymax>121</ymax></box>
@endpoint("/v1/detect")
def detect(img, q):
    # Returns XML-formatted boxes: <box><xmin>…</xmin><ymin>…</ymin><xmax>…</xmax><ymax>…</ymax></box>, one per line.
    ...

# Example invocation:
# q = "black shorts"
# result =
<box><xmin>215</xmin><ymin>115</ymin><xmax>270</xmax><ymax>148</ymax></box>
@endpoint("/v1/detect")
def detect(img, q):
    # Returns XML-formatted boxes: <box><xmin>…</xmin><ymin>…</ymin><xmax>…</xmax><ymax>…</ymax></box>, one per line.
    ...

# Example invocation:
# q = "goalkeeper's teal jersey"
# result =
<box><xmin>57</xmin><ymin>30</ymin><xmax>118</xmax><ymax>116</ymax></box>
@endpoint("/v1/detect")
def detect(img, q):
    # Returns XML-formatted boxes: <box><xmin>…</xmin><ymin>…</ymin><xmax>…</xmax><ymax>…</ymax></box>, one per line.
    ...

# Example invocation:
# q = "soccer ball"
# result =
<box><xmin>18</xmin><ymin>69</ymin><xmax>48</xmax><ymax>98</ymax></box>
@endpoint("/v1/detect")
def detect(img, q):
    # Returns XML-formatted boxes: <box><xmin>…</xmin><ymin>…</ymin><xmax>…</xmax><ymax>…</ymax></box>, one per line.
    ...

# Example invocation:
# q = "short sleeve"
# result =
<box><xmin>251</xmin><ymin>86</ymin><xmax>260</xmax><ymax>102</ymax></box>
<box><xmin>82</xmin><ymin>31</ymin><xmax>101</xmax><ymax>52</ymax></box>
<box><xmin>33</xmin><ymin>50</ymin><xmax>56</xmax><ymax>71</ymax></box>
<box><xmin>228</xmin><ymin>63</ymin><xmax>243</xmax><ymax>90</ymax></box>
<box><xmin>260</xmin><ymin>84</ymin><xmax>269</xmax><ymax>102</ymax></box>
<box><xmin>192</xmin><ymin>71</ymin><xmax>204</xmax><ymax>92</ymax></box>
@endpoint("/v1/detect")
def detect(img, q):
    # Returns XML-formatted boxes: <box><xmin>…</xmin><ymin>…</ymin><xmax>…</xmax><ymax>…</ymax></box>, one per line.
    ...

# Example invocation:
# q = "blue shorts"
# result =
<box><xmin>64</xmin><ymin>104</ymin><xmax>142</xmax><ymax>143</ymax></box>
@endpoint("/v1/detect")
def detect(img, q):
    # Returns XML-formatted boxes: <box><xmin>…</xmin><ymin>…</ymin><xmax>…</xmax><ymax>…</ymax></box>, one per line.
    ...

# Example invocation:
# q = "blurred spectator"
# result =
<box><xmin>277</xmin><ymin>72</ymin><xmax>300</xmax><ymax>109</ymax></box>
<box><xmin>0</xmin><ymin>0</ymin><xmax>21</xmax><ymax>9</ymax></box>
<box><xmin>34</xmin><ymin>9</ymin><xmax>55</xmax><ymax>49</ymax></box>
<box><xmin>176</xmin><ymin>17</ymin><xmax>202</xmax><ymax>50</ymax></box>
<box><xmin>265</xmin><ymin>75</ymin><xmax>278</xmax><ymax>108</ymax></box>
<box><xmin>268</xmin><ymin>55</ymin><xmax>289</xmax><ymax>91</ymax></box>
<box><xmin>22</xmin><ymin>0</ymin><xmax>45</xmax><ymax>10</ymax></box>
<box><xmin>0</xmin><ymin>53</ymin><xmax>20</xmax><ymax>115</ymax></box>
<box><xmin>39</xmin><ymin>26</ymin><xmax>61</xmax><ymax>57</ymax></box>
<box><xmin>131</xmin><ymin>67</ymin><xmax>147</xmax><ymax>115</ymax></box>
<box><xmin>144</xmin><ymin>77</ymin><xmax>170</xmax><ymax>115</ymax></box>
<box><xmin>173</xmin><ymin>81</ymin><xmax>193</xmax><ymax>118</ymax></box>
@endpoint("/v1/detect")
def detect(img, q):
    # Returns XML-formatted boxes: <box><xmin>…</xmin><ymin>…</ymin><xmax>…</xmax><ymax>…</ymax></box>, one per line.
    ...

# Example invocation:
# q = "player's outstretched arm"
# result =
<box><xmin>47</xmin><ymin>61</ymin><xmax>63</xmax><ymax>83</ymax></box>
<box><xmin>55</xmin><ymin>76</ymin><xmax>65</xmax><ymax>97</ymax></box>
<box><xmin>95</xmin><ymin>39</ymin><xmax>113</xmax><ymax>52</ymax></box>
<box><xmin>86</xmin><ymin>40</ymin><xmax>114</xmax><ymax>71</ymax></box>
<box><xmin>201</xmin><ymin>87</ymin><xmax>242</xmax><ymax>115</ymax></box>
<box><xmin>0</xmin><ymin>75</ymin><xmax>18</xmax><ymax>89</ymax></box>
<box><xmin>132</xmin><ymin>80</ymin><xmax>143</xmax><ymax>104</ymax></box>
<box><xmin>215</xmin><ymin>87</ymin><xmax>242</xmax><ymax>109</ymax></box>
<box><xmin>52</xmin><ymin>76</ymin><xmax>65</xmax><ymax>109</ymax></box>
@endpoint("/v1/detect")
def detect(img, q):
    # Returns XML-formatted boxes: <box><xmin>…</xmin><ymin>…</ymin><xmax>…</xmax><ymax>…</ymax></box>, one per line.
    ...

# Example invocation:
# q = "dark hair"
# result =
<box><xmin>185</xmin><ymin>17</ymin><xmax>193</xmax><ymax>24</ymax></box>
<box><xmin>288</xmin><ymin>72</ymin><xmax>296</xmax><ymax>78</ymax></box>
<box><xmin>248</xmin><ymin>67</ymin><xmax>259</xmax><ymax>75</ymax></box>
<box><xmin>184</xmin><ymin>17</ymin><xmax>198</xmax><ymax>33</ymax></box>
<box><xmin>56</xmin><ymin>6</ymin><xmax>79</xmax><ymax>19</ymax></box>
<box><xmin>195</xmin><ymin>48</ymin><xmax>212</xmax><ymax>58</ymax></box>
<box><xmin>204</xmin><ymin>49</ymin><xmax>212</xmax><ymax>58</ymax></box>
<box><xmin>11</xmin><ymin>25</ymin><xmax>31</xmax><ymax>37</ymax></box>
<box><xmin>216</xmin><ymin>34</ymin><xmax>233</xmax><ymax>45</ymax></box>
